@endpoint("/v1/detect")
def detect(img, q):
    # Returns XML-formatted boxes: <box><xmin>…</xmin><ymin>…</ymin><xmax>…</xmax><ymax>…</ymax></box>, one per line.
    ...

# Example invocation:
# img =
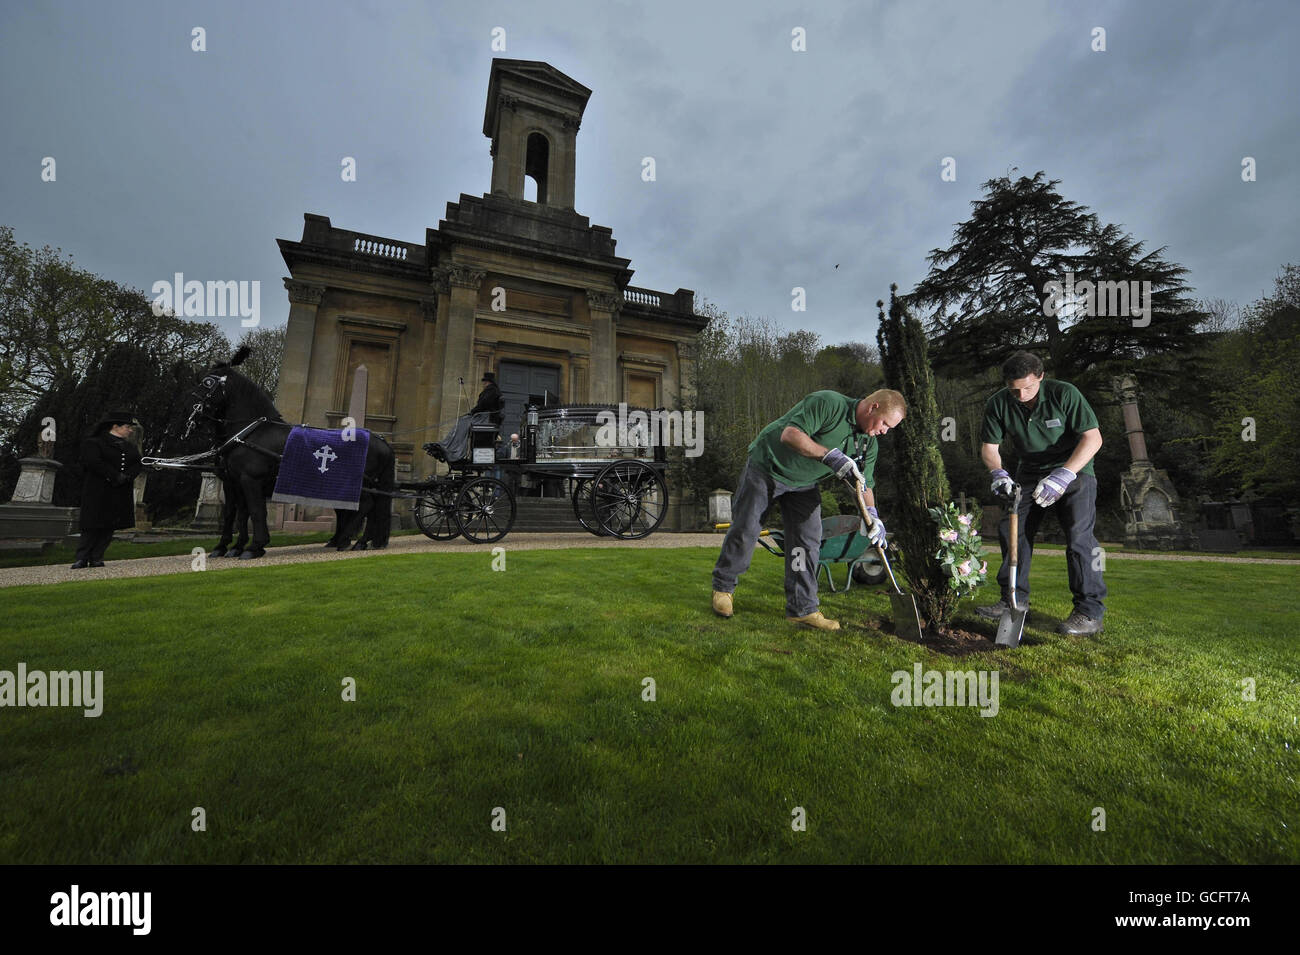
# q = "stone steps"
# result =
<box><xmin>511</xmin><ymin>496</ymin><xmax>583</xmax><ymax>533</ymax></box>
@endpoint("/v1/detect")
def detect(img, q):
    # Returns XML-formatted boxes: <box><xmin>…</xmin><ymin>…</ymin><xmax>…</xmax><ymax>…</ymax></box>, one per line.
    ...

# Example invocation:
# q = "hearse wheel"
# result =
<box><xmin>455</xmin><ymin>477</ymin><xmax>516</xmax><ymax>544</ymax></box>
<box><xmin>414</xmin><ymin>483</ymin><xmax>460</xmax><ymax>541</ymax></box>
<box><xmin>591</xmin><ymin>461</ymin><xmax>667</xmax><ymax>540</ymax></box>
<box><xmin>571</xmin><ymin>478</ymin><xmax>610</xmax><ymax>537</ymax></box>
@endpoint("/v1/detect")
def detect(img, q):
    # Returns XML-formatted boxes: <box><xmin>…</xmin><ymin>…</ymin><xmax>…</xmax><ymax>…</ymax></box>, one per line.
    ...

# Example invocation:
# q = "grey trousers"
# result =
<box><xmin>712</xmin><ymin>458</ymin><xmax>823</xmax><ymax>617</ymax></box>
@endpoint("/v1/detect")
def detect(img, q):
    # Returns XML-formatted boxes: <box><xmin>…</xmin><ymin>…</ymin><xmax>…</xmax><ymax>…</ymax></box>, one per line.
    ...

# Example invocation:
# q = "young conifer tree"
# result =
<box><xmin>876</xmin><ymin>284</ymin><xmax>958</xmax><ymax>634</ymax></box>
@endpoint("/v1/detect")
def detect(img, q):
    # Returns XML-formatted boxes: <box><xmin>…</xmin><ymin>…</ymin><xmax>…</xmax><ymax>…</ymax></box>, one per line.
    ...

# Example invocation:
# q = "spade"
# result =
<box><xmin>995</xmin><ymin>484</ymin><xmax>1029</xmax><ymax>647</ymax></box>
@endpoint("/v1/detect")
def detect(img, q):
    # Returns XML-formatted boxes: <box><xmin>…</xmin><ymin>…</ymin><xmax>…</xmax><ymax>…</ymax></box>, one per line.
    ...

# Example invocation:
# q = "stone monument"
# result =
<box><xmin>1113</xmin><ymin>374</ymin><xmax>1194</xmax><ymax>549</ymax></box>
<box><xmin>192</xmin><ymin>471</ymin><xmax>224</xmax><ymax>529</ymax></box>
<box><xmin>708</xmin><ymin>489</ymin><xmax>732</xmax><ymax>528</ymax></box>
<box><xmin>0</xmin><ymin>432</ymin><xmax>78</xmax><ymax>542</ymax></box>
<box><xmin>130</xmin><ymin>425</ymin><xmax>151</xmax><ymax>531</ymax></box>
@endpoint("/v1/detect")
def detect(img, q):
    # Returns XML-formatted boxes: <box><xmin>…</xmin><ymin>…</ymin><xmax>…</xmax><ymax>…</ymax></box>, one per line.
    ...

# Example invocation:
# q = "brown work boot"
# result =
<box><xmin>712</xmin><ymin>591</ymin><xmax>734</xmax><ymax>617</ymax></box>
<box><xmin>787</xmin><ymin>611</ymin><xmax>840</xmax><ymax>631</ymax></box>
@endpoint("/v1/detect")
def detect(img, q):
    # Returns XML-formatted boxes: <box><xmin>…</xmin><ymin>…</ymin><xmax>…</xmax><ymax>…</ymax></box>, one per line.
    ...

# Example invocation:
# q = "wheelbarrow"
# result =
<box><xmin>752</xmin><ymin>514</ymin><xmax>890</xmax><ymax>593</ymax></box>
<box><xmin>713</xmin><ymin>516</ymin><xmax>888</xmax><ymax>592</ymax></box>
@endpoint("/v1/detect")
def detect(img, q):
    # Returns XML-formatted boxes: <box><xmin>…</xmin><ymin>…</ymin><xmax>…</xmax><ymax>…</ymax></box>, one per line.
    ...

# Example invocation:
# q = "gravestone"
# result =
<box><xmin>708</xmin><ymin>489</ymin><xmax>732</xmax><ymax>528</ymax></box>
<box><xmin>0</xmin><ymin>456</ymin><xmax>79</xmax><ymax>541</ymax></box>
<box><xmin>193</xmin><ymin>471</ymin><xmax>224</xmax><ymax>529</ymax></box>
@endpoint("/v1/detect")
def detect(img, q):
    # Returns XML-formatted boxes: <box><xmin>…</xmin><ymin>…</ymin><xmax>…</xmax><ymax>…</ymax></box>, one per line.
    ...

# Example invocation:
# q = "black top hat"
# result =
<box><xmin>481</xmin><ymin>373</ymin><xmax>496</xmax><ymax>383</ymax></box>
<box><xmin>93</xmin><ymin>409</ymin><xmax>140</xmax><ymax>433</ymax></box>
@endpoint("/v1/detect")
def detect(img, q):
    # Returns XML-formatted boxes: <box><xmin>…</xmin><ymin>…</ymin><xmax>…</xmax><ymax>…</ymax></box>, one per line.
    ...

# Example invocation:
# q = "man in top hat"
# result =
<box><xmin>470</xmin><ymin>372</ymin><xmax>505</xmax><ymax>426</ymax></box>
<box><xmin>72</xmin><ymin>409</ymin><xmax>142</xmax><ymax>569</ymax></box>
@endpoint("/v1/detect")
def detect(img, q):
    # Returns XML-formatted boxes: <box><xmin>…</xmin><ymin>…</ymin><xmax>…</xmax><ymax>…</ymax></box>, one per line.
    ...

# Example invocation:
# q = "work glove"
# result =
<box><xmin>822</xmin><ymin>448</ymin><xmax>863</xmax><ymax>488</ymax></box>
<box><xmin>990</xmin><ymin>468</ymin><xmax>1015</xmax><ymax>499</ymax></box>
<box><xmin>862</xmin><ymin>505</ymin><xmax>887</xmax><ymax>548</ymax></box>
<box><xmin>1033</xmin><ymin>467</ymin><xmax>1076</xmax><ymax>506</ymax></box>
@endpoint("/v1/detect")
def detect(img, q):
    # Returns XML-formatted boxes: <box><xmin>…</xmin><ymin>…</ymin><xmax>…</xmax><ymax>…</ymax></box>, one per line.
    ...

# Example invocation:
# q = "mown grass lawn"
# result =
<box><xmin>1</xmin><ymin>547</ymin><xmax>1296</xmax><ymax>864</ymax></box>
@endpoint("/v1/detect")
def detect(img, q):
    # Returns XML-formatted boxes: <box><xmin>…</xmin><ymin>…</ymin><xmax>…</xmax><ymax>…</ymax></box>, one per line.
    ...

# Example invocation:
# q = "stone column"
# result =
<box><xmin>587</xmin><ymin>291</ymin><xmax>620</xmax><ymax>404</ymax></box>
<box><xmin>437</xmin><ymin>267</ymin><xmax>485</xmax><ymax>427</ymax></box>
<box><xmin>1112</xmin><ymin>373</ymin><xmax>1193</xmax><ymax>549</ymax></box>
<box><xmin>1114</xmin><ymin>374</ymin><xmax>1150</xmax><ymax>464</ymax></box>
<box><xmin>489</xmin><ymin>95</ymin><xmax>523</xmax><ymax>198</ymax></box>
<box><xmin>279</xmin><ymin>279</ymin><xmax>325</xmax><ymax>425</ymax></box>
<box><xmin>556</xmin><ymin>114</ymin><xmax>581</xmax><ymax>210</ymax></box>
<box><xmin>417</xmin><ymin>279</ymin><xmax>445</xmax><ymax>479</ymax></box>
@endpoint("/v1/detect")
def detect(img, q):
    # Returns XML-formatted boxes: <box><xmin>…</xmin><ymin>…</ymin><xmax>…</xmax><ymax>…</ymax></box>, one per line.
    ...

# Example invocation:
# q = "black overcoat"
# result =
<box><xmin>471</xmin><ymin>382</ymin><xmax>504</xmax><ymax>415</ymax></box>
<box><xmin>79</xmin><ymin>433</ymin><xmax>142</xmax><ymax>530</ymax></box>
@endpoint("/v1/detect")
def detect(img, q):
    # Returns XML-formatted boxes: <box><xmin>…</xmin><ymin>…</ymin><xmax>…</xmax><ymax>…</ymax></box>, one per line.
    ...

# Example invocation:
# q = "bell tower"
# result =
<box><xmin>483</xmin><ymin>58</ymin><xmax>592</xmax><ymax>211</ymax></box>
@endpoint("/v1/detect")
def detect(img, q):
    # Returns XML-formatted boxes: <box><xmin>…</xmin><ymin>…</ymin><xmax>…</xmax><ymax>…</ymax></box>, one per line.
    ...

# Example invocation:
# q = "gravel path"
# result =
<box><xmin>1</xmin><ymin>536</ymin><xmax>1294</xmax><ymax>590</ymax></box>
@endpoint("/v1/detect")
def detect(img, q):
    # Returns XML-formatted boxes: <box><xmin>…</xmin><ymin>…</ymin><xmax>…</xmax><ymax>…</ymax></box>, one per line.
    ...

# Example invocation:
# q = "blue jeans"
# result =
<box><xmin>712</xmin><ymin>458</ymin><xmax>823</xmax><ymax>617</ymax></box>
<box><xmin>996</xmin><ymin>471</ymin><xmax>1106</xmax><ymax>618</ymax></box>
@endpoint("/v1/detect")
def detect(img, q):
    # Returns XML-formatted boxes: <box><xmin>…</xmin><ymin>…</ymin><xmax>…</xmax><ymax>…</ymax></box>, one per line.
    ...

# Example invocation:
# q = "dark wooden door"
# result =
<box><xmin>498</xmin><ymin>361</ymin><xmax>561</xmax><ymax>439</ymax></box>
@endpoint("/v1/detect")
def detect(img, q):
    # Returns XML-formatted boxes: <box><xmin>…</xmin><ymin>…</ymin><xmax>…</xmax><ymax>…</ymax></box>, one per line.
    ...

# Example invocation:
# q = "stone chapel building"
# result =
<box><xmin>274</xmin><ymin>58</ymin><xmax>706</xmax><ymax>525</ymax></box>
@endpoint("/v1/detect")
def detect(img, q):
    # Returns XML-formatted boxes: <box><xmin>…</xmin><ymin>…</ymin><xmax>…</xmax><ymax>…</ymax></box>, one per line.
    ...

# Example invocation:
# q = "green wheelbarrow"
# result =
<box><xmin>750</xmin><ymin>514</ymin><xmax>889</xmax><ymax>593</ymax></box>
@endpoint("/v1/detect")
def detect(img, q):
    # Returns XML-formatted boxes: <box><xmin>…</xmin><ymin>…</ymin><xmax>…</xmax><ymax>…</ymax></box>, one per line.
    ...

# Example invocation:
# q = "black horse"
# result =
<box><xmin>208</xmin><ymin>464</ymin><xmax>267</xmax><ymax>558</ymax></box>
<box><xmin>184</xmin><ymin>350</ymin><xmax>395</xmax><ymax>559</ymax></box>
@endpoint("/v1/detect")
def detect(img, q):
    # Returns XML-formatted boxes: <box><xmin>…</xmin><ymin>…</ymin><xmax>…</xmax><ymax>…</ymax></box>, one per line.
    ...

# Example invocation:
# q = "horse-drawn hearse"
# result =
<box><xmin>142</xmin><ymin>349</ymin><xmax>670</xmax><ymax>556</ymax></box>
<box><xmin>408</xmin><ymin>403</ymin><xmax>669</xmax><ymax>544</ymax></box>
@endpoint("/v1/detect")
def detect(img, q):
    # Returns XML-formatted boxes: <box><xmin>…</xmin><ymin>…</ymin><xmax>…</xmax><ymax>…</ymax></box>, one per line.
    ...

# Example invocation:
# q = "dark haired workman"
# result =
<box><xmin>976</xmin><ymin>351</ymin><xmax>1105</xmax><ymax>634</ymax></box>
<box><xmin>72</xmin><ymin>409</ymin><xmax>142</xmax><ymax>569</ymax></box>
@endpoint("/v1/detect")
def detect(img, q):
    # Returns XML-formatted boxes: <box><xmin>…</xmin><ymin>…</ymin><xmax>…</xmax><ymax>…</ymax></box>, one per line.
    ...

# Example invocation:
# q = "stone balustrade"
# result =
<box><xmin>352</xmin><ymin>236</ymin><xmax>411</xmax><ymax>260</ymax></box>
<box><xmin>623</xmin><ymin>286</ymin><xmax>663</xmax><ymax>308</ymax></box>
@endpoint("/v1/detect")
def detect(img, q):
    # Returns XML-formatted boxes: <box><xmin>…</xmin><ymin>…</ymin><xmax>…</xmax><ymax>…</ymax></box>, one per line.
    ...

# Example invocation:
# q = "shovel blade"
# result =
<box><xmin>890</xmin><ymin>592</ymin><xmax>925</xmax><ymax>643</ymax></box>
<box><xmin>995</xmin><ymin>608</ymin><xmax>1028</xmax><ymax>647</ymax></box>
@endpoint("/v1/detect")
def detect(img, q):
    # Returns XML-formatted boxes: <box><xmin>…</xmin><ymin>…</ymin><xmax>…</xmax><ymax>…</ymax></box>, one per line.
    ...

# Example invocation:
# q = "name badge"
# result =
<box><xmin>1045</xmin><ymin>418</ymin><xmax>1062</xmax><ymax>429</ymax></box>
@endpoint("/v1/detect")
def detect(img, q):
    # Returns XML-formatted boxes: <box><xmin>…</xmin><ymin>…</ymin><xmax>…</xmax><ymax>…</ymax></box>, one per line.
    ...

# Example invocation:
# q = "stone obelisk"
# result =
<box><xmin>348</xmin><ymin>365</ymin><xmax>368</xmax><ymax>429</ymax></box>
<box><xmin>1113</xmin><ymin>374</ymin><xmax>1193</xmax><ymax>549</ymax></box>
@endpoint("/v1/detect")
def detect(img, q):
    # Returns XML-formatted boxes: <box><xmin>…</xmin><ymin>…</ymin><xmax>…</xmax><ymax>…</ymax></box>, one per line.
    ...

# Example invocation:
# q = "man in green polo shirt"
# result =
<box><xmin>712</xmin><ymin>388</ymin><xmax>907</xmax><ymax>630</ymax></box>
<box><xmin>976</xmin><ymin>351</ymin><xmax>1106</xmax><ymax>634</ymax></box>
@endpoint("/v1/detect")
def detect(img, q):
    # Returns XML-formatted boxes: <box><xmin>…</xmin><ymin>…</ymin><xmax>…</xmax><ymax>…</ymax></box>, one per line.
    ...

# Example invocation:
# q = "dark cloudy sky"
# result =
<box><xmin>2</xmin><ymin>0</ymin><xmax>1296</xmax><ymax>345</ymax></box>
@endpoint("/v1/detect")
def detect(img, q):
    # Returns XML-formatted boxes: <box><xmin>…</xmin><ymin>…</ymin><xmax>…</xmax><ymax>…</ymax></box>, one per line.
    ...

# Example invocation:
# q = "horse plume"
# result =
<box><xmin>227</xmin><ymin>345</ymin><xmax>252</xmax><ymax>367</ymax></box>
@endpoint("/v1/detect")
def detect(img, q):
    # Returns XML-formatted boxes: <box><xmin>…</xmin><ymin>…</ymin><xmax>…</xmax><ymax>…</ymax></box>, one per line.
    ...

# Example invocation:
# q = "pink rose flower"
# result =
<box><xmin>958</xmin><ymin>513</ymin><xmax>973</xmax><ymax>526</ymax></box>
<box><xmin>940</xmin><ymin>528</ymin><xmax>959</xmax><ymax>543</ymax></box>
<box><xmin>958</xmin><ymin>560</ymin><xmax>972</xmax><ymax>576</ymax></box>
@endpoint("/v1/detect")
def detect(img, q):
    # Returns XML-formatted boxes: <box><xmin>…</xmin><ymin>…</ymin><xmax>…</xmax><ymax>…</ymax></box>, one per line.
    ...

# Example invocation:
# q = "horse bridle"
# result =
<box><xmin>181</xmin><ymin>373</ymin><xmax>227</xmax><ymax>440</ymax></box>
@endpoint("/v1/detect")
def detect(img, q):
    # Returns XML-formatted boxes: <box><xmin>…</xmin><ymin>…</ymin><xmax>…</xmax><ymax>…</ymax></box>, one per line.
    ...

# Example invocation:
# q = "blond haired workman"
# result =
<box><xmin>712</xmin><ymin>389</ymin><xmax>906</xmax><ymax>630</ymax></box>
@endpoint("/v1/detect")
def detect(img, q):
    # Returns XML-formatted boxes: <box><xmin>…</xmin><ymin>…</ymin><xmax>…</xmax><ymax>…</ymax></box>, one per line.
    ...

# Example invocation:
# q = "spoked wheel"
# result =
<box><xmin>590</xmin><ymin>461</ymin><xmax>668</xmax><ymax>540</ymax></box>
<box><xmin>454</xmin><ymin>477</ymin><xmax>515</xmax><ymax>544</ymax></box>
<box><xmin>571</xmin><ymin>478</ymin><xmax>609</xmax><ymax>537</ymax></box>
<box><xmin>414</xmin><ymin>483</ymin><xmax>460</xmax><ymax>541</ymax></box>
